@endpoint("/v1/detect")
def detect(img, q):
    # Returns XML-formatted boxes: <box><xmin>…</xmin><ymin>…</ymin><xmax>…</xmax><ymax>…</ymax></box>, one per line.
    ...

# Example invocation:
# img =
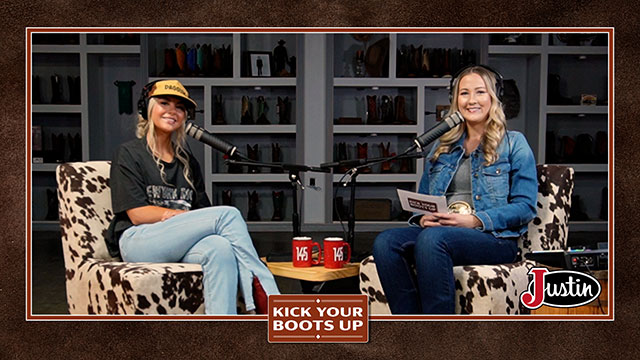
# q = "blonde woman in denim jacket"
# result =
<box><xmin>373</xmin><ymin>66</ymin><xmax>537</xmax><ymax>314</ymax></box>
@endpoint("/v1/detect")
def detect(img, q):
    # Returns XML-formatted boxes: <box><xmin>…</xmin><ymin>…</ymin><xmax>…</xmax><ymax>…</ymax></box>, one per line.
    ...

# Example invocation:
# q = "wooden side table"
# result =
<box><xmin>531</xmin><ymin>269</ymin><xmax>608</xmax><ymax>315</ymax></box>
<box><xmin>261</xmin><ymin>257</ymin><xmax>359</xmax><ymax>282</ymax></box>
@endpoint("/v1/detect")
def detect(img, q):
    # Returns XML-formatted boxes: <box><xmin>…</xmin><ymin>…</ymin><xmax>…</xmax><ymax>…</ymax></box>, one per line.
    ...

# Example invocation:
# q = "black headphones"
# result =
<box><xmin>137</xmin><ymin>79</ymin><xmax>196</xmax><ymax>120</ymax></box>
<box><xmin>137</xmin><ymin>80</ymin><xmax>161</xmax><ymax>120</ymax></box>
<box><xmin>448</xmin><ymin>64</ymin><xmax>504</xmax><ymax>103</ymax></box>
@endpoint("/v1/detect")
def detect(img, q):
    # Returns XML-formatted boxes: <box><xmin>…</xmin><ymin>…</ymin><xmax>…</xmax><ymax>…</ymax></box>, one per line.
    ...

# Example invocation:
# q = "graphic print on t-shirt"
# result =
<box><xmin>146</xmin><ymin>184</ymin><xmax>194</xmax><ymax>210</ymax></box>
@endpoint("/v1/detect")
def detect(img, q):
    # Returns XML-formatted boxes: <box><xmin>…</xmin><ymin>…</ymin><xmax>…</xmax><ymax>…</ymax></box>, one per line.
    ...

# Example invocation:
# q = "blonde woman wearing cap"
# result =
<box><xmin>106</xmin><ymin>80</ymin><xmax>279</xmax><ymax>315</ymax></box>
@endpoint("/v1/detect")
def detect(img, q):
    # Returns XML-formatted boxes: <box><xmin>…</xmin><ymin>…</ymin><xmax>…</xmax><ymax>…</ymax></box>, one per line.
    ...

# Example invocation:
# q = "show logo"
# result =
<box><xmin>520</xmin><ymin>267</ymin><xmax>602</xmax><ymax>309</ymax></box>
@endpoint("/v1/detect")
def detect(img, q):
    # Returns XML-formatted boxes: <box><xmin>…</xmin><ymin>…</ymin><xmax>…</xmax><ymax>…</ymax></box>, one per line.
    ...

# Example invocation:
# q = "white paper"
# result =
<box><xmin>396</xmin><ymin>189</ymin><xmax>448</xmax><ymax>215</ymax></box>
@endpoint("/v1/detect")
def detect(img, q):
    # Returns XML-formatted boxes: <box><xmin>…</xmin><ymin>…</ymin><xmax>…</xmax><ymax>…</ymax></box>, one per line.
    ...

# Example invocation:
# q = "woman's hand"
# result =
<box><xmin>419</xmin><ymin>212</ymin><xmax>482</xmax><ymax>229</ymax></box>
<box><xmin>161</xmin><ymin>209</ymin><xmax>187</xmax><ymax>221</ymax></box>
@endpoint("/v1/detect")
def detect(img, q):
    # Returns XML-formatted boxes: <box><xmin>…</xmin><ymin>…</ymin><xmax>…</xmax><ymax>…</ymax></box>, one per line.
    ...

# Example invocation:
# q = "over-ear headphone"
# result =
<box><xmin>137</xmin><ymin>80</ymin><xmax>161</xmax><ymax>120</ymax></box>
<box><xmin>449</xmin><ymin>64</ymin><xmax>504</xmax><ymax>104</ymax></box>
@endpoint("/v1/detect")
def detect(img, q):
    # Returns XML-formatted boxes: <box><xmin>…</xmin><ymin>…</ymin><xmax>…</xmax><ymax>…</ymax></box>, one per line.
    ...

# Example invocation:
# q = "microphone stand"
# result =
<box><xmin>225</xmin><ymin>158</ymin><xmax>329</xmax><ymax>261</ymax></box>
<box><xmin>325</xmin><ymin>150</ymin><xmax>428</xmax><ymax>263</ymax></box>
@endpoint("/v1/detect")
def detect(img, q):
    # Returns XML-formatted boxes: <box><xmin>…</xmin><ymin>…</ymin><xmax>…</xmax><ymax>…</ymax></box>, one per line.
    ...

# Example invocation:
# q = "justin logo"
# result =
<box><xmin>296</xmin><ymin>247</ymin><xmax>308</xmax><ymax>261</ymax></box>
<box><xmin>520</xmin><ymin>267</ymin><xmax>601</xmax><ymax>309</ymax></box>
<box><xmin>333</xmin><ymin>247</ymin><xmax>343</xmax><ymax>261</ymax></box>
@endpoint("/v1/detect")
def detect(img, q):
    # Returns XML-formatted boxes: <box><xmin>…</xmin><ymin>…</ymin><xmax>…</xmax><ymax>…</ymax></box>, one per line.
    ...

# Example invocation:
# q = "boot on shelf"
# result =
<box><xmin>271</xmin><ymin>143</ymin><xmax>284</xmax><ymax>173</ymax></box>
<box><xmin>213</xmin><ymin>94</ymin><xmax>226</xmax><ymax>125</ymax></box>
<box><xmin>256</xmin><ymin>96</ymin><xmax>270</xmax><ymax>124</ymax></box>
<box><xmin>241</xmin><ymin>96</ymin><xmax>253</xmax><ymax>124</ymax></box>
<box><xmin>200</xmin><ymin>44</ymin><xmax>210</xmax><ymax>76</ymax></box>
<box><xmin>227</xmin><ymin>154</ymin><xmax>243</xmax><ymax>174</ymax></box>
<box><xmin>277</xmin><ymin>96</ymin><xmax>291</xmax><ymax>124</ymax></box>
<box><xmin>379</xmin><ymin>142</ymin><xmax>395</xmax><ymax>173</ymax></box>
<box><xmin>575</xmin><ymin>133</ymin><xmax>594</xmax><ymax>163</ymax></box>
<box><xmin>67</xmin><ymin>133</ymin><xmax>82</xmax><ymax>162</ymax></box>
<box><xmin>68</xmin><ymin>76</ymin><xmax>81</xmax><ymax>104</ymax></box>
<box><xmin>396</xmin><ymin>46</ymin><xmax>409</xmax><ymax>78</ymax></box>
<box><xmin>560</xmin><ymin>136</ymin><xmax>576</xmax><ymax>163</ymax></box>
<box><xmin>247</xmin><ymin>191</ymin><xmax>260</xmax><ymax>221</ymax></box>
<box><xmin>380</xmin><ymin>95</ymin><xmax>394</xmax><ymax>124</ymax></box>
<box><xmin>394</xmin><ymin>95</ymin><xmax>414</xmax><ymax>124</ymax></box>
<box><xmin>547</xmin><ymin>74</ymin><xmax>573</xmax><ymax>105</ymax></box>
<box><xmin>247</xmin><ymin>144</ymin><xmax>260</xmax><ymax>173</ymax></box>
<box><xmin>160</xmin><ymin>48</ymin><xmax>176</xmax><ymax>77</ymax></box>
<box><xmin>421</xmin><ymin>48</ymin><xmax>431</xmax><ymax>77</ymax></box>
<box><xmin>357</xmin><ymin>142</ymin><xmax>372</xmax><ymax>174</ymax></box>
<box><xmin>595</xmin><ymin>131</ymin><xmax>607</xmax><ymax>163</ymax></box>
<box><xmin>570</xmin><ymin>195</ymin><xmax>589</xmax><ymax>221</ymax></box>
<box><xmin>51</xmin><ymin>74</ymin><xmax>64</xmax><ymax>104</ymax></box>
<box><xmin>187</xmin><ymin>46</ymin><xmax>197</xmax><ymax>75</ymax></box>
<box><xmin>337</xmin><ymin>142</ymin><xmax>349</xmax><ymax>174</ymax></box>
<box><xmin>399</xmin><ymin>157</ymin><xmax>412</xmax><ymax>173</ymax></box>
<box><xmin>45</xmin><ymin>188</ymin><xmax>59</xmax><ymax>221</ymax></box>
<box><xmin>271</xmin><ymin>190</ymin><xmax>284</xmax><ymax>221</ymax></box>
<box><xmin>222</xmin><ymin>189</ymin><xmax>232</xmax><ymax>206</ymax></box>
<box><xmin>366</xmin><ymin>95</ymin><xmax>382</xmax><ymax>124</ymax></box>
<box><xmin>196</xmin><ymin>44</ymin><xmax>204</xmax><ymax>76</ymax></box>
<box><xmin>52</xmin><ymin>133</ymin><xmax>65</xmax><ymax>163</ymax></box>
<box><xmin>175</xmin><ymin>43</ymin><xmax>187</xmax><ymax>76</ymax></box>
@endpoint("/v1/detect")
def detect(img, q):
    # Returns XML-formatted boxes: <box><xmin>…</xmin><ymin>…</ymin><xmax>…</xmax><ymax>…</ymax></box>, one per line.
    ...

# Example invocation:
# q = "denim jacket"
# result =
<box><xmin>411</xmin><ymin>130</ymin><xmax>537</xmax><ymax>239</ymax></box>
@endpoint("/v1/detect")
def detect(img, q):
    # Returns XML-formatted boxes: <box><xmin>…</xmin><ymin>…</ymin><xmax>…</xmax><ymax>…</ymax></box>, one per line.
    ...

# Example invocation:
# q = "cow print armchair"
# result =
<box><xmin>56</xmin><ymin>161</ymin><xmax>246</xmax><ymax>315</ymax></box>
<box><xmin>359</xmin><ymin>165</ymin><xmax>574</xmax><ymax>315</ymax></box>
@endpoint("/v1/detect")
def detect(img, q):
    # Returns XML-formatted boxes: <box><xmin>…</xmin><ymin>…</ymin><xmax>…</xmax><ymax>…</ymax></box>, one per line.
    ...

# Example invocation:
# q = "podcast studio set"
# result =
<box><xmin>30</xmin><ymin>31</ymin><xmax>609</xmax><ymax>314</ymax></box>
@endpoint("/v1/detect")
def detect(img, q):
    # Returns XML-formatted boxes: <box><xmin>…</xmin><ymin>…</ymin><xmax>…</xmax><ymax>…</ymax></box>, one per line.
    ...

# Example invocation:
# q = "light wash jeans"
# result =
<box><xmin>119</xmin><ymin>206</ymin><xmax>279</xmax><ymax>314</ymax></box>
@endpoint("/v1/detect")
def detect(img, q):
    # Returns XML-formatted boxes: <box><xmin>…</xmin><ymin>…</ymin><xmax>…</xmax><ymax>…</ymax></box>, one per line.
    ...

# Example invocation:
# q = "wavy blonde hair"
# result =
<box><xmin>136</xmin><ymin>97</ymin><xmax>195</xmax><ymax>189</ymax></box>
<box><xmin>431</xmin><ymin>66</ymin><xmax>507</xmax><ymax>166</ymax></box>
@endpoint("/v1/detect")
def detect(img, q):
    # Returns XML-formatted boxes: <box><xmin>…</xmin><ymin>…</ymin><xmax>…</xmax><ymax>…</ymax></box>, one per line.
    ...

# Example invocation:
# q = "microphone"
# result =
<box><xmin>407</xmin><ymin>111</ymin><xmax>465</xmax><ymax>152</ymax></box>
<box><xmin>185</xmin><ymin>122</ymin><xmax>238</xmax><ymax>157</ymax></box>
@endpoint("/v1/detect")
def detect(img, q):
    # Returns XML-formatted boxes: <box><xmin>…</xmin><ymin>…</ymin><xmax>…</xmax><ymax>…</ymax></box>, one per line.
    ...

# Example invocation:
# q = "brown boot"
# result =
<box><xmin>394</xmin><ymin>95</ymin><xmax>414</xmax><ymax>124</ymax></box>
<box><xmin>366</xmin><ymin>95</ymin><xmax>381</xmax><ymax>124</ymax></box>
<box><xmin>357</xmin><ymin>142</ymin><xmax>372</xmax><ymax>173</ymax></box>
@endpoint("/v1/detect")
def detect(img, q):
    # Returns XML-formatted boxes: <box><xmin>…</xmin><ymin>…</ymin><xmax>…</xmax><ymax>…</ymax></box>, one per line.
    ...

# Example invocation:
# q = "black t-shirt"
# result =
<box><xmin>106</xmin><ymin>137</ymin><xmax>211</xmax><ymax>257</ymax></box>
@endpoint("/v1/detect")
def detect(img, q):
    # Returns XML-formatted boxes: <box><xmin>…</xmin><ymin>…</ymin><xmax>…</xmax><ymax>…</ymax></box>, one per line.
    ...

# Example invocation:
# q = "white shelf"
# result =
<box><xmin>32</xmin><ymin>45</ymin><xmax>81</xmax><ymax>53</ymax></box>
<box><xmin>333</xmin><ymin>174</ymin><xmax>418</xmax><ymax>183</ymax></box>
<box><xmin>334</xmin><ymin>125</ymin><xmax>418</xmax><ymax>134</ymax></box>
<box><xmin>488</xmin><ymin>45</ymin><xmax>543</xmax><ymax>54</ymax></box>
<box><xmin>333</xmin><ymin>77</ymin><xmax>450</xmax><ymax>88</ymax></box>
<box><xmin>547</xmin><ymin>46</ymin><xmax>608</xmax><ymax>55</ymax></box>
<box><xmin>32</xmin><ymin>104</ymin><xmax>82</xmax><ymax>113</ymax></box>
<box><xmin>569</xmin><ymin>220</ymin><xmax>608</xmax><ymax>232</ymax></box>
<box><xmin>211</xmin><ymin>174</ymin><xmax>291</xmax><ymax>182</ymax></box>
<box><xmin>545</xmin><ymin>105</ymin><xmax>608</xmax><ymax>114</ymax></box>
<box><xmin>32</xmin><ymin>163</ymin><xmax>60</xmax><ymax>172</ymax></box>
<box><xmin>209</xmin><ymin>125</ymin><xmax>296</xmax><ymax>133</ymax></box>
<box><xmin>149</xmin><ymin>77</ymin><xmax>296</xmax><ymax>87</ymax></box>
<box><xmin>85</xmin><ymin>45</ymin><xmax>140</xmax><ymax>54</ymax></box>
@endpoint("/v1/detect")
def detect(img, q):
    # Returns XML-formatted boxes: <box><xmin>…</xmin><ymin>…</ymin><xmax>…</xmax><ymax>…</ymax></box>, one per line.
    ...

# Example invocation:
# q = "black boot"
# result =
<box><xmin>357</xmin><ymin>142</ymin><xmax>372</xmax><ymax>174</ymax></box>
<box><xmin>277</xmin><ymin>96</ymin><xmax>291</xmax><ymax>124</ymax></box>
<box><xmin>247</xmin><ymin>144</ymin><xmax>260</xmax><ymax>173</ymax></box>
<box><xmin>271</xmin><ymin>190</ymin><xmax>284</xmax><ymax>221</ymax></box>
<box><xmin>68</xmin><ymin>75</ymin><xmax>81</xmax><ymax>104</ymax></box>
<box><xmin>337</xmin><ymin>142</ymin><xmax>349</xmax><ymax>174</ymax></box>
<box><xmin>222</xmin><ymin>189</ymin><xmax>232</xmax><ymax>206</ymax></box>
<box><xmin>51</xmin><ymin>74</ymin><xmax>64</xmax><ymax>104</ymax></box>
<box><xmin>45</xmin><ymin>188</ymin><xmax>59</xmax><ymax>220</ymax></box>
<box><xmin>247</xmin><ymin>191</ymin><xmax>260</xmax><ymax>221</ymax></box>
<box><xmin>380</xmin><ymin>95</ymin><xmax>394</xmax><ymax>124</ymax></box>
<box><xmin>570</xmin><ymin>195</ymin><xmax>589</xmax><ymax>221</ymax></box>
<box><xmin>271</xmin><ymin>143</ymin><xmax>284</xmax><ymax>173</ymax></box>
<box><xmin>213</xmin><ymin>94</ymin><xmax>226</xmax><ymax>125</ymax></box>
<box><xmin>256</xmin><ymin>96</ymin><xmax>270</xmax><ymax>124</ymax></box>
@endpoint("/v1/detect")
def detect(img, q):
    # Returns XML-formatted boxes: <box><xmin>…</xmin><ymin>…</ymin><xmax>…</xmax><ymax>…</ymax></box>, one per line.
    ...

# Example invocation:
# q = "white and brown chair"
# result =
<box><xmin>359</xmin><ymin>164</ymin><xmax>574</xmax><ymax>315</ymax></box>
<box><xmin>57</xmin><ymin>161</ymin><xmax>246</xmax><ymax>314</ymax></box>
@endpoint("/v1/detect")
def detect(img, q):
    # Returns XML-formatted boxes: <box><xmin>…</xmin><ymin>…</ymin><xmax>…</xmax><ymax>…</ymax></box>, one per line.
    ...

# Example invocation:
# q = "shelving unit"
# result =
<box><xmin>30</xmin><ymin>31</ymin><xmax>610</xmax><ymax>237</ymax></box>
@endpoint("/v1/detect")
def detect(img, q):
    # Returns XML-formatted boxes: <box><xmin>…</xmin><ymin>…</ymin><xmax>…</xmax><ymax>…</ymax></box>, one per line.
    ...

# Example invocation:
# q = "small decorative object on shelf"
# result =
<box><xmin>273</xmin><ymin>39</ymin><xmax>291</xmax><ymax>77</ymax></box>
<box><xmin>240</xmin><ymin>96</ymin><xmax>253</xmax><ymax>125</ymax></box>
<box><xmin>249</xmin><ymin>52</ymin><xmax>272</xmax><ymax>77</ymax></box>
<box><xmin>114</xmin><ymin>80</ymin><xmax>136</xmax><ymax>115</ymax></box>
<box><xmin>256</xmin><ymin>96</ymin><xmax>270</xmax><ymax>124</ymax></box>
<box><xmin>580</xmin><ymin>94</ymin><xmax>597</xmax><ymax>106</ymax></box>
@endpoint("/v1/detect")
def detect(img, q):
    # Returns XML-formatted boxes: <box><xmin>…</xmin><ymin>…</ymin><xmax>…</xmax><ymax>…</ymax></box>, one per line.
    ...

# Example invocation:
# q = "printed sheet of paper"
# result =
<box><xmin>396</xmin><ymin>189</ymin><xmax>448</xmax><ymax>215</ymax></box>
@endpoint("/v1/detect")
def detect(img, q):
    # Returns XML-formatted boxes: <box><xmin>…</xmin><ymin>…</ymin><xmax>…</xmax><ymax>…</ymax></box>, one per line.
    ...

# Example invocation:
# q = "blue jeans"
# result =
<box><xmin>372</xmin><ymin>226</ymin><xmax>518</xmax><ymax>314</ymax></box>
<box><xmin>119</xmin><ymin>206</ymin><xmax>280</xmax><ymax>315</ymax></box>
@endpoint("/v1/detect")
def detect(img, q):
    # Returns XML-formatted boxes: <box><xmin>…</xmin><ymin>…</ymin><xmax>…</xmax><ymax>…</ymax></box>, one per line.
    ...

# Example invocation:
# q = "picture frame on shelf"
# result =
<box><xmin>249</xmin><ymin>52</ymin><xmax>272</xmax><ymax>77</ymax></box>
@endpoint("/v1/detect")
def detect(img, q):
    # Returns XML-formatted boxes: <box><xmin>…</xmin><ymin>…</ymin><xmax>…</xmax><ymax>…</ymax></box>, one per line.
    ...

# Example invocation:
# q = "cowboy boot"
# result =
<box><xmin>277</xmin><ymin>96</ymin><xmax>291</xmax><ymax>124</ymax></box>
<box><xmin>270</xmin><ymin>143</ymin><xmax>284</xmax><ymax>173</ymax></box>
<box><xmin>160</xmin><ymin>48</ymin><xmax>176</xmax><ymax>76</ymax></box>
<box><xmin>45</xmin><ymin>188</ymin><xmax>59</xmax><ymax>221</ymax></box>
<box><xmin>399</xmin><ymin>157</ymin><xmax>412</xmax><ymax>173</ymax></box>
<box><xmin>394</xmin><ymin>95</ymin><xmax>414</xmax><ymax>124</ymax></box>
<box><xmin>595</xmin><ymin>131</ymin><xmax>607</xmax><ymax>163</ymax></box>
<box><xmin>213</xmin><ymin>94</ymin><xmax>226</xmax><ymax>125</ymax></box>
<box><xmin>68</xmin><ymin>76</ymin><xmax>80</xmax><ymax>104</ymax></box>
<box><xmin>256</xmin><ymin>96</ymin><xmax>270</xmax><ymax>124</ymax></box>
<box><xmin>213</xmin><ymin>46</ymin><xmax>223</xmax><ymax>76</ymax></box>
<box><xmin>380</xmin><ymin>95</ymin><xmax>394</xmax><ymax>124</ymax></box>
<box><xmin>366</xmin><ymin>95</ymin><xmax>381</xmax><ymax>124</ymax></box>
<box><xmin>396</xmin><ymin>45</ymin><xmax>409</xmax><ymax>78</ymax></box>
<box><xmin>175</xmin><ymin>43</ymin><xmax>187</xmax><ymax>76</ymax></box>
<box><xmin>421</xmin><ymin>48</ymin><xmax>431</xmax><ymax>77</ymax></box>
<box><xmin>222</xmin><ymin>189</ymin><xmax>232</xmax><ymax>206</ymax></box>
<box><xmin>364</xmin><ymin>38</ymin><xmax>389</xmax><ymax>77</ymax></box>
<box><xmin>187</xmin><ymin>46</ymin><xmax>197</xmax><ymax>76</ymax></box>
<box><xmin>271</xmin><ymin>190</ymin><xmax>284</xmax><ymax>221</ymax></box>
<box><xmin>247</xmin><ymin>144</ymin><xmax>260</xmax><ymax>173</ymax></box>
<box><xmin>247</xmin><ymin>191</ymin><xmax>260</xmax><ymax>221</ymax></box>
<box><xmin>51</xmin><ymin>74</ymin><xmax>64</xmax><ymax>104</ymax></box>
<box><xmin>357</xmin><ymin>142</ymin><xmax>372</xmax><ymax>173</ymax></box>
<box><xmin>560</xmin><ymin>136</ymin><xmax>576</xmax><ymax>163</ymax></box>
<box><xmin>442</xmin><ymin>48</ymin><xmax>452</xmax><ymax>77</ymax></box>
<box><xmin>411</xmin><ymin>45</ymin><xmax>423</xmax><ymax>77</ymax></box>
<box><xmin>379</xmin><ymin>142</ymin><xmax>395</xmax><ymax>173</ymax></box>
<box><xmin>337</xmin><ymin>142</ymin><xmax>349</xmax><ymax>174</ymax></box>
<box><xmin>241</xmin><ymin>96</ymin><xmax>253</xmax><ymax>124</ymax></box>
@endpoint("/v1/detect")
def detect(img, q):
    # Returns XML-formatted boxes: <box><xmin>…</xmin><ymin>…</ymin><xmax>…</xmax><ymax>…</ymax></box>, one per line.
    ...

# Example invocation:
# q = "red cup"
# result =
<box><xmin>292</xmin><ymin>236</ymin><xmax>321</xmax><ymax>267</ymax></box>
<box><xmin>323</xmin><ymin>237</ymin><xmax>351</xmax><ymax>269</ymax></box>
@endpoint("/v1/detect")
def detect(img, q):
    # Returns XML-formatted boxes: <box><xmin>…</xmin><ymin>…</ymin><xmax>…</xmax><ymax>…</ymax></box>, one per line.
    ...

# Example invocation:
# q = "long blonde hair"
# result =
<box><xmin>431</xmin><ymin>66</ymin><xmax>507</xmax><ymax>166</ymax></box>
<box><xmin>136</xmin><ymin>97</ymin><xmax>195</xmax><ymax>189</ymax></box>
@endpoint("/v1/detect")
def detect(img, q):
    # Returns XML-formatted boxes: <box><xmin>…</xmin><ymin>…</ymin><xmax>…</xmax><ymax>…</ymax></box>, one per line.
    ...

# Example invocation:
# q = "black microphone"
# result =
<box><xmin>407</xmin><ymin>111</ymin><xmax>465</xmax><ymax>152</ymax></box>
<box><xmin>185</xmin><ymin>122</ymin><xmax>238</xmax><ymax>157</ymax></box>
